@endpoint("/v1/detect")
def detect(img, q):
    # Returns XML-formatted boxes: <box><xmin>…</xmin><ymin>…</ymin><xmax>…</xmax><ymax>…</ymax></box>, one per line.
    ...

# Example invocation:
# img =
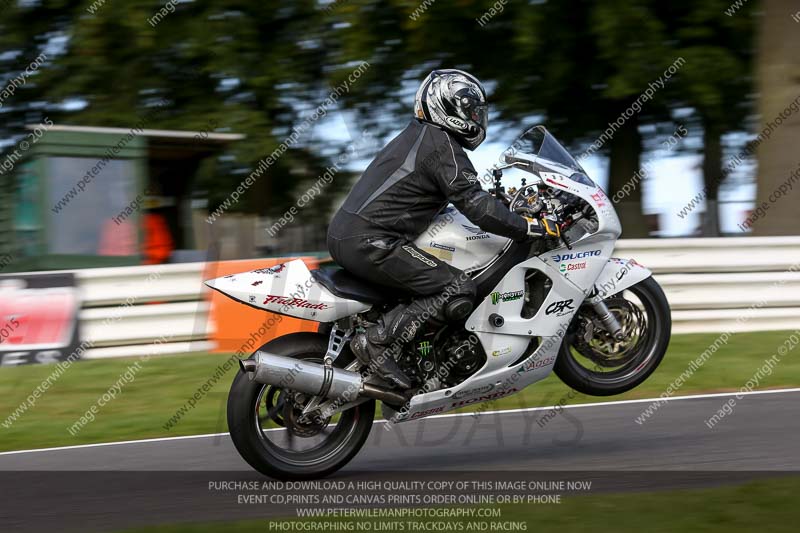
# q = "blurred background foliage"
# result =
<box><xmin>1</xmin><ymin>0</ymin><xmax>796</xmax><ymax>236</ymax></box>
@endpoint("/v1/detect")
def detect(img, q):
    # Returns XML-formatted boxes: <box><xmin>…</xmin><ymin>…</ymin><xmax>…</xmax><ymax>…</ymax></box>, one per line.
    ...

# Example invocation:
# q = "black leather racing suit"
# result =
<box><xmin>327</xmin><ymin>119</ymin><xmax>528</xmax><ymax>375</ymax></box>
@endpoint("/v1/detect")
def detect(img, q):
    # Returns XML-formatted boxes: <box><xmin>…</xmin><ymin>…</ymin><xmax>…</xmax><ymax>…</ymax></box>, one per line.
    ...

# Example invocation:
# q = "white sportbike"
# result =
<box><xmin>207</xmin><ymin>126</ymin><xmax>671</xmax><ymax>479</ymax></box>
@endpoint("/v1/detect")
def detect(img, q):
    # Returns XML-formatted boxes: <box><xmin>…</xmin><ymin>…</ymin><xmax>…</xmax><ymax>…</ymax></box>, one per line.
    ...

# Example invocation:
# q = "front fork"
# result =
<box><xmin>586</xmin><ymin>287</ymin><xmax>625</xmax><ymax>341</ymax></box>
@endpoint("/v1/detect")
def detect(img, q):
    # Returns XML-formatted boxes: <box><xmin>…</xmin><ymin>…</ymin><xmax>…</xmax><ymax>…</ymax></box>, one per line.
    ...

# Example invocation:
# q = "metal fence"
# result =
<box><xmin>58</xmin><ymin>236</ymin><xmax>800</xmax><ymax>360</ymax></box>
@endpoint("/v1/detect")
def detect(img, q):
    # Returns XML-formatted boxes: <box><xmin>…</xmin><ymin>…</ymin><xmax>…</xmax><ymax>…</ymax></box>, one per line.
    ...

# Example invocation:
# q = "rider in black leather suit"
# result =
<box><xmin>327</xmin><ymin>70</ymin><xmax>557</xmax><ymax>389</ymax></box>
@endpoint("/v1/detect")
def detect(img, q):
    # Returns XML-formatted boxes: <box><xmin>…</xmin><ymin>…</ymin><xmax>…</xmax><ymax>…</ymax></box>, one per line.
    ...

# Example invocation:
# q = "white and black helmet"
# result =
<box><xmin>414</xmin><ymin>69</ymin><xmax>489</xmax><ymax>151</ymax></box>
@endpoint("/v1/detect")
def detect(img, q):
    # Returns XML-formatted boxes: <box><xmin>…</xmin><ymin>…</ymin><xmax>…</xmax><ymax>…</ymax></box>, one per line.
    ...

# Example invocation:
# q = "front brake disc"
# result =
<box><xmin>572</xmin><ymin>298</ymin><xmax>646</xmax><ymax>368</ymax></box>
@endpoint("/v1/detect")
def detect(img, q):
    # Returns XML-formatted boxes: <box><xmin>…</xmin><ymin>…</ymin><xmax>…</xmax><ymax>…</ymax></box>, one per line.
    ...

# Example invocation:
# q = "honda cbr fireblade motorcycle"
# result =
<box><xmin>206</xmin><ymin>126</ymin><xmax>671</xmax><ymax>480</ymax></box>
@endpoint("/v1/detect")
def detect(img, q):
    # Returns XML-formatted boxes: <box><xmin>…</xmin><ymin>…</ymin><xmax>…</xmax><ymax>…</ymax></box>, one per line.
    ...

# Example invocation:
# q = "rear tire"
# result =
<box><xmin>554</xmin><ymin>276</ymin><xmax>671</xmax><ymax>396</ymax></box>
<box><xmin>227</xmin><ymin>332</ymin><xmax>374</xmax><ymax>480</ymax></box>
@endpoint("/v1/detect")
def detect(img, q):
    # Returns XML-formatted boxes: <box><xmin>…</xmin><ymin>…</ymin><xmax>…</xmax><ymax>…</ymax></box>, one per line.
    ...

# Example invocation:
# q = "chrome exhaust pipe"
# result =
<box><xmin>240</xmin><ymin>359</ymin><xmax>257</xmax><ymax>373</ymax></box>
<box><xmin>242</xmin><ymin>351</ymin><xmax>363</xmax><ymax>401</ymax></box>
<box><xmin>240</xmin><ymin>351</ymin><xmax>408</xmax><ymax>405</ymax></box>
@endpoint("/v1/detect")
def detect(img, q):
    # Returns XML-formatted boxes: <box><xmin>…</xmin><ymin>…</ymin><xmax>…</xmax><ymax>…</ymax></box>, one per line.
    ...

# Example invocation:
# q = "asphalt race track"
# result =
<box><xmin>1</xmin><ymin>390</ymin><xmax>798</xmax><ymax>532</ymax></box>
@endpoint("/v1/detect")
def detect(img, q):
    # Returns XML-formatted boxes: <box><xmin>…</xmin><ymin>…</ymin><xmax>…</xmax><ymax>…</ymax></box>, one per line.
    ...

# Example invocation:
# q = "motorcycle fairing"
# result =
<box><xmin>205</xmin><ymin>259</ymin><xmax>371</xmax><ymax>322</ymax></box>
<box><xmin>393</xmin><ymin>245</ymin><xmax>607</xmax><ymax>422</ymax></box>
<box><xmin>594</xmin><ymin>258</ymin><xmax>652</xmax><ymax>298</ymax></box>
<box><xmin>467</xmin><ymin>238</ymin><xmax>616</xmax><ymax>337</ymax></box>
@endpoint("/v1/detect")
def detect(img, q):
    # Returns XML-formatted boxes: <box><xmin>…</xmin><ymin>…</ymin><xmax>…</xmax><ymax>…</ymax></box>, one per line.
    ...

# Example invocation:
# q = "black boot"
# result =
<box><xmin>351</xmin><ymin>295</ymin><xmax>456</xmax><ymax>389</ymax></box>
<box><xmin>350</xmin><ymin>331</ymin><xmax>412</xmax><ymax>389</ymax></box>
<box><xmin>351</xmin><ymin>304</ymin><xmax>425</xmax><ymax>390</ymax></box>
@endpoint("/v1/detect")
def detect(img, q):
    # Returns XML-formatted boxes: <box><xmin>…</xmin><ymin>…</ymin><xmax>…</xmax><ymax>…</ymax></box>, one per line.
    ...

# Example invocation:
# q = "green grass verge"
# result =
<box><xmin>119</xmin><ymin>476</ymin><xmax>800</xmax><ymax>532</ymax></box>
<box><xmin>0</xmin><ymin>330</ymin><xmax>798</xmax><ymax>452</ymax></box>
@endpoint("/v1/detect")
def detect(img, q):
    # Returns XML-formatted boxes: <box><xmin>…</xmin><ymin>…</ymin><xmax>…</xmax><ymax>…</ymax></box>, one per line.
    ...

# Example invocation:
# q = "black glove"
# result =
<box><xmin>524</xmin><ymin>215</ymin><xmax>561</xmax><ymax>239</ymax></box>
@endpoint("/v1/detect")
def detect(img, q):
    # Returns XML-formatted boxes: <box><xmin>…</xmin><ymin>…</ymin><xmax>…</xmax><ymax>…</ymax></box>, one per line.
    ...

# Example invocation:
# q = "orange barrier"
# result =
<box><xmin>204</xmin><ymin>257</ymin><xmax>320</xmax><ymax>354</ymax></box>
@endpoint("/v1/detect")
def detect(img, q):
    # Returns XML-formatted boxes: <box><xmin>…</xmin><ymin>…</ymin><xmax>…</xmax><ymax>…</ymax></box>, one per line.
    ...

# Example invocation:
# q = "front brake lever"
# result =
<box><xmin>549</xmin><ymin>204</ymin><xmax>573</xmax><ymax>250</ymax></box>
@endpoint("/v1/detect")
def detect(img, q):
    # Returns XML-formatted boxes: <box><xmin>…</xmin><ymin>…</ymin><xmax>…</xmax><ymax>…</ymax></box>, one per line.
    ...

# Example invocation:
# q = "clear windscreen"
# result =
<box><xmin>505</xmin><ymin>126</ymin><xmax>597</xmax><ymax>187</ymax></box>
<box><xmin>512</xmin><ymin>125</ymin><xmax>586</xmax><ymax>174</ymax></box>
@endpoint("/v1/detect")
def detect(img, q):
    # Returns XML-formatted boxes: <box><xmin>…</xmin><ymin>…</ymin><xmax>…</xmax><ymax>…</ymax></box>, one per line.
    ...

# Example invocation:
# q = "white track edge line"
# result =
<box><xmin>2</xmin><ymin>387</ymin><xmax>799</xmax><ymax>456</ymax></box>
<box><xmin>422</xmin><ymin>386</ymin><xmax>800</xmax><ymax>421</ymax></box>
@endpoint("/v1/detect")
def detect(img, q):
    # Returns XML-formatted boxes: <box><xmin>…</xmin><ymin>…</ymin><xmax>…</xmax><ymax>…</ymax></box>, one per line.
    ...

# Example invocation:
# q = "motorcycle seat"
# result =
<box><xmin>310</xmin><ymin>268</ymin><xmax>399</xmax><ymax>305</ymax></box>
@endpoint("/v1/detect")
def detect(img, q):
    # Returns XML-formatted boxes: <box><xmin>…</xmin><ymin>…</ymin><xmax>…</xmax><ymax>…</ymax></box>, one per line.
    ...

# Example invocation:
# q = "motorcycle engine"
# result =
<box><xmin>404</xmin><ymin>328</ymin><xmax>486</xmax><ymax>389</ymax></box>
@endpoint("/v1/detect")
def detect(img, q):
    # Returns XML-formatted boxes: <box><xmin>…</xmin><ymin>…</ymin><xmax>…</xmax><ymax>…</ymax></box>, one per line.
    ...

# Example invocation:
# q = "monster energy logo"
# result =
<box><xmin>490</xmin><ymin>290</ymin><xmax>524</xmax><ymax>305</ymax></box>
<box><xmin>417</xmin><ymin>341</ymin><xmax>432</xmax><ymax>356</ymax></box>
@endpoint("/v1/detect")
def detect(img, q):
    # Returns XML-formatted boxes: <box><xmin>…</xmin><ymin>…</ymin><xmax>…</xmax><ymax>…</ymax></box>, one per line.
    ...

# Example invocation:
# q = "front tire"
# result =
<box><xmin>554</xmin><ymin>276</ymin><xmax>671</xmax><ymax>396</ymax></box>
<box><xmin>227</xmin><ymin>332</ymin><xmax>375</xmax><ymax>480</ymax></box>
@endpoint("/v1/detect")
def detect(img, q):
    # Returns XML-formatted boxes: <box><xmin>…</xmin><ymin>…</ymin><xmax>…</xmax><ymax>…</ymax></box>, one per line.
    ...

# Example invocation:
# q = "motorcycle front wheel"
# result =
<box><xmin>227</xmin><ymin>332</ymin><xmax>375</xmax><ymax>480</ymax></box>
<box><xmin>554</xmin><ymin>276</ymin><xmax>671</xmax><ymax>396</ymax></box>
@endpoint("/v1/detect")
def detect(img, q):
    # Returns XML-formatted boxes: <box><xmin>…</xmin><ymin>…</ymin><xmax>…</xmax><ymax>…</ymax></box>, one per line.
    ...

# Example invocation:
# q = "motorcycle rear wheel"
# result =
<box><xmin>227</xmin><ymin>332</ymin><xmax>375</xmax><ymax>480</ymax></box>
